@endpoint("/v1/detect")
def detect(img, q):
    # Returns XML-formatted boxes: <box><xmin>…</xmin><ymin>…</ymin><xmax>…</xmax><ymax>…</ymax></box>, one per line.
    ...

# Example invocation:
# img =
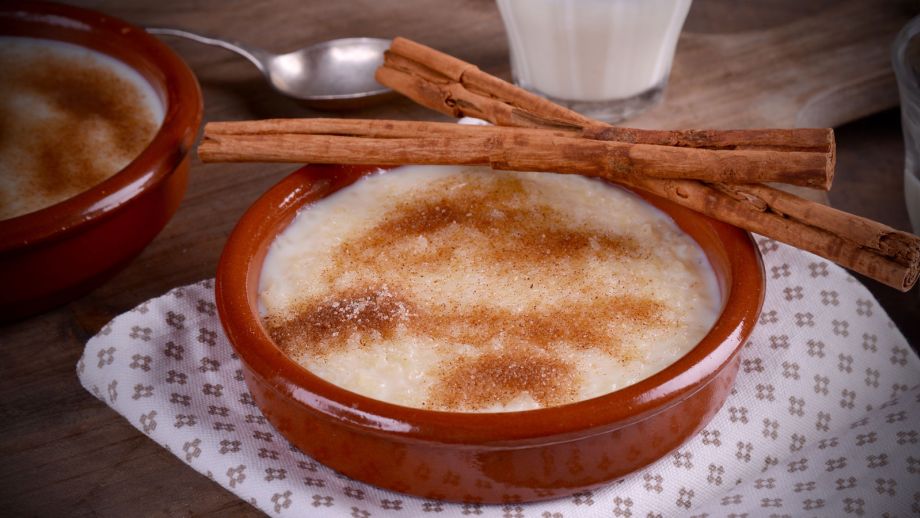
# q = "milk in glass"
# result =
<box><xmin>496</xmin><ymin>0</ymin><xmax>692</xmax><ymax>122</ymax></box>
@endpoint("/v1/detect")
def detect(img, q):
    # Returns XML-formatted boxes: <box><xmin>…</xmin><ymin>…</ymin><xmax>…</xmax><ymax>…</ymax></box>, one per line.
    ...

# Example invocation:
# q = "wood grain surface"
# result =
<box><xmin>630</xmin><ymin>0</ymin><xmax>907</xmax><ymax>130</ymax></box>
<box><xmin>1</xmin><ymin>0</ymin><xmax>916</xmax><ymax>516</ymax></box>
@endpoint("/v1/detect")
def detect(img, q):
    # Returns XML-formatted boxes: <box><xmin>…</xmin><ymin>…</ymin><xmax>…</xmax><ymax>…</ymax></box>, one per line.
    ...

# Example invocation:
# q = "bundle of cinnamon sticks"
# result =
<box><xmin>199</xmin><ymin>37</ymin><xmax>920</xmax><ymax>292</ymax></box>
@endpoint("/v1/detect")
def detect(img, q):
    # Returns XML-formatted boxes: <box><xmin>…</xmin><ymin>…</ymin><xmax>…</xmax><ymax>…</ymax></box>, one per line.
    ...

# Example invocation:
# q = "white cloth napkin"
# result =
<box><xmin>78</xmin><ymin>236</ymin><xmax>920</xmax><ymax>517</ymax></box>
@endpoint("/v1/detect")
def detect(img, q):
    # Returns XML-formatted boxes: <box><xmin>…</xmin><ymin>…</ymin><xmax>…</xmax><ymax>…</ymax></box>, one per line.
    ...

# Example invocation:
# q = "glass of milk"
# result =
<box><xmin>496</xmin><ymin>0</ymin><xmax>692</xmax><ymax>123</ymax></box>
<box><xmin>893</xmin><ymin>14</ymin><xmax>920</xmax><ymax>234</ymax></box>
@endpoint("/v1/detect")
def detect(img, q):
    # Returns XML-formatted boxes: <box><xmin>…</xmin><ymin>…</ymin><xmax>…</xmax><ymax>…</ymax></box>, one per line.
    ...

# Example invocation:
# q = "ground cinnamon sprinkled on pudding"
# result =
<box><xmin>259</xmin><ymin>165</ymin><xmax>721</xmax><ymax>412</ymax></box>
<box><xmin>335</xmin><ymin>179</ymin><xmax>649</xmax><ymax>269</ymax></box>
<box><xmin>269</xmin><ymin>288</ymin><xmax>663</xmax><ymax>359</ymax></box>
<box><xmin>428</xmin><ymin>350</ymin><xmax>577</xmax><ymax>410</ymax></box>
<box><xmin>0</xmin><ymin>37</ymin><xmax>163</xmax><ymax>220</ymax></box>
<box><xmin>263</xmin><ymin>285</ymin><xmax>414</xmax><ymax>356</ymax></box>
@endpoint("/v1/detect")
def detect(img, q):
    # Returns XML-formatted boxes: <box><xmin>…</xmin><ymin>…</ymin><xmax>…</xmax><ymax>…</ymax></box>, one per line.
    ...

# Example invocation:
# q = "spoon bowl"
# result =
<box><xmin>268</xmin><ymin>38</ymin><xmax>390</xmax><ymax>99</ymax></box>
<box><xmin>147</xmin><ymin>28</ymin><xmax>392</xmax><ymax>109</ymax></box>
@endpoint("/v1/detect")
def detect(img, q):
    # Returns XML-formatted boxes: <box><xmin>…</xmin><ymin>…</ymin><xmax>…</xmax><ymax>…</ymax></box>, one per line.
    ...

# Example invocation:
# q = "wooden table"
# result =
<box><xmin>2</xmin><ymin>1</ymin><xmax>917</xmax><ymax>515</ymax></box>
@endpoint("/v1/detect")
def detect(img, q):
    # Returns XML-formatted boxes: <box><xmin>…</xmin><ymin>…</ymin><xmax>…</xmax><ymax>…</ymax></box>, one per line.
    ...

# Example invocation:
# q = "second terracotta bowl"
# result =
<box><xmin>0</xmin><ymin>2</ymin><xmax>202</xmax><ymax>321</ymax></box>
<box><xmin>216</xmin><ymin>164</ymin><xmax>765</xmax><ymax>503</ymax></box>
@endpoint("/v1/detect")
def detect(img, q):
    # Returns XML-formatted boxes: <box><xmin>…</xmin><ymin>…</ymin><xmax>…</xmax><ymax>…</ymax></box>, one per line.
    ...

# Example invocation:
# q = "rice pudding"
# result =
<box><xmin>0</xmin><ymin>37</ymin><xmax>164</xmax><ymax>220</ymax></box>
<box><xmin>259</xmin><ymin>165</ymin><xmax>720</xmax><ymax>412</ymax></box>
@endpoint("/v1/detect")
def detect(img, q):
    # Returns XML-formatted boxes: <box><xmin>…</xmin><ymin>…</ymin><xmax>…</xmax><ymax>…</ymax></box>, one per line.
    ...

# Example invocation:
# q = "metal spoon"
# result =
<box><xmin>147</xmin><ymin>28</ymin><xmax>392</xmax><ymax>109</ymax></box>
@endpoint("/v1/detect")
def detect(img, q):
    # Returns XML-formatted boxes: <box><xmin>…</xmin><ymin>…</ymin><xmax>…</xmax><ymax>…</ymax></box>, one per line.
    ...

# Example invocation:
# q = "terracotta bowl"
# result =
<box><xmin>0</xmin><ymin>1</ymin><xmax>202</xmax><ymax>321</ymax></box>
<box><xmin>216</xmin><ymin>164</ymin><xmax>765</xmax><ymax>503</ymax></box>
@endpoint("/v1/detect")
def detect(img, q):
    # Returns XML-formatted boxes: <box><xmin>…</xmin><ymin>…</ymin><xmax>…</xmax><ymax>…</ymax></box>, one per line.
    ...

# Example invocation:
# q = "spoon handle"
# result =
<box><xmin>146</xmin><ymin>27</ymin><xmax>271</xmax><ymax>73</ymax></box>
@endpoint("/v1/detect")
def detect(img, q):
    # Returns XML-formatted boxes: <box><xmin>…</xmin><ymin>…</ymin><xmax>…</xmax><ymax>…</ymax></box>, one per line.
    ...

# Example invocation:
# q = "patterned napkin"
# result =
<box><xmin>77</xmin><ymin>237</ymin><xmax>920</xmax><ymax>517</ymax></box>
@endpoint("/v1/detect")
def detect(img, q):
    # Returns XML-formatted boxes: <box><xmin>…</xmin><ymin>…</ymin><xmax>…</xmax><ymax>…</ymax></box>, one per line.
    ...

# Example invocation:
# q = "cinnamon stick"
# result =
<box><xmin>375</xmin><ymin>37</ymin><xmax>919</xmax><ymax>291</ymax></box>
<box><xmin>380</xmin><ymin>41</ymin><xmax>837</xmax><ymax>154</ymax></box>
<box><xmin>201</xmin><ymin>119</ymin><xmax>832</xmax><ymax>188</ymax></box>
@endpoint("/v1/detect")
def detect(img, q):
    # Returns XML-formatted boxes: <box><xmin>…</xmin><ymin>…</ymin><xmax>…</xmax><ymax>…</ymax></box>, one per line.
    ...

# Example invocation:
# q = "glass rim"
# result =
<box><xmin>893</xmin><ymin>14</ymin><xmax>920</xmax><ymax>101</ymax></box>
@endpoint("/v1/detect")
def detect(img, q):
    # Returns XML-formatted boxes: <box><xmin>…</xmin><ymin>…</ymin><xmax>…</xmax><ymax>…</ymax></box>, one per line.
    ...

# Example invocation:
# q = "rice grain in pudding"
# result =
<box><xmin>259</xmin><ymin>165</ymin><xmax>720</xmax><ymax>412</ymax></box>
<box><xmin>0</xmin><ymin>37</ymin><xmax>164</xmax><ymax>220</ymax></box>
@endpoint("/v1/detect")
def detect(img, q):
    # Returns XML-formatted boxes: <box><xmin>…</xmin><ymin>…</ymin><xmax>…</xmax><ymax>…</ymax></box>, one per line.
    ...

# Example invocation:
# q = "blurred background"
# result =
<box><xmin>1</xmin><ymin>0</ymin><xmax>917</xmax><ymax>515</ymax></box>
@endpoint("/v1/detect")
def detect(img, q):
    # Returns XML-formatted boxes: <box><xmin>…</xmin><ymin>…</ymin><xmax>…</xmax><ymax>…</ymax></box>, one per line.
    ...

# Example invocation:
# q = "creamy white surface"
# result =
<box><xmin>0</xmin><ymin>37</ymin><xmax>164</xmax><ymax>220</ymax></box>
<box><xmin>259</xmin><ymin>166</ymin><xmax>721</xmax><ymax>412</ymax></box>
<box><xmin>496</xmin><ymin>0</ymin><xmax>692</xmax><ymax>100</ymax></box>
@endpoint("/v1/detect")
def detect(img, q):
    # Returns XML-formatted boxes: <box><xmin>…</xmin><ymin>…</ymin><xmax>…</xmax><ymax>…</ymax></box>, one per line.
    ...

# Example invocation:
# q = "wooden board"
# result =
<box><xmin>0</xmin><ymin>0</ymin><xmax>912</xmax><ymax>515</ymax></box>
<box><xmin>632</xmin><ymin>0</ymin><xmax>909</xmax><ymax>203</ymax></box>
<box><xmin>634</xmin><ymin>0</ymin><xmax>906</xmax><ymax>130</ymax></box>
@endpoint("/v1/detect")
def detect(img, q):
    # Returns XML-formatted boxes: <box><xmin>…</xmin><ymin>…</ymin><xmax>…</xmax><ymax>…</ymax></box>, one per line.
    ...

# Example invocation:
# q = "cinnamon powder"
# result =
<box><xmin>263</xmin><ymin>172</ymin><xmax>677</xmax><ymax>411</ymax></box>
<box><xmin>0</xmin><ymin>39</ymin><xmax>161</xmax><ymax>220</ymax></box>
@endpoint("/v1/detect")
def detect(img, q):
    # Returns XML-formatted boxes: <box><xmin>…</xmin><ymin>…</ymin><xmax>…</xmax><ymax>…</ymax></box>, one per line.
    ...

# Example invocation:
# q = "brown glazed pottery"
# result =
<box><xmin>216</xmin><ymin>164</ymin><xmax>765</xmax><ymax>503</ymax></box>
<box><xmin>0</xmin><ymin>1</ymin><xmax>202</xmax><ymax>321</ymax></box>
